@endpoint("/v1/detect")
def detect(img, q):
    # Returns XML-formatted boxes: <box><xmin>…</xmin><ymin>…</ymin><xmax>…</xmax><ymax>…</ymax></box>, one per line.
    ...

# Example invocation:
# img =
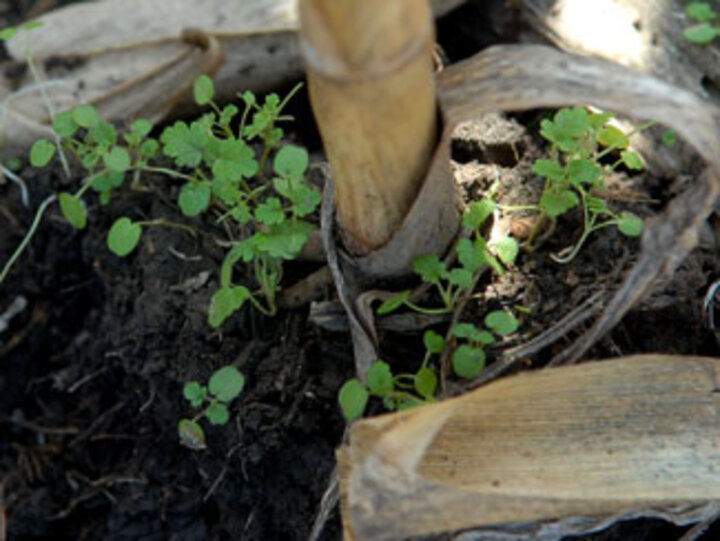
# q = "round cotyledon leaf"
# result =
<box><xmin>107</xmin><ymin>217</ymin><xmax>142</xmax><ymax>257</ymax></box>
<box><xmin>58</xmin><ymin>192</ymin><xmax>87</xmax><ymax>229</ymax></box>
<box><xmin>208</xmin><ymin>365</ymin><xmax>245</xmax><ymax>402</ymax></box>
<box><xmin>178</xmin><ymin>419</ymin><xmax>206</xmax><ymax>450</ymax></box>
<box><xmin>338</xmin><ymin>379</ymin><xmax>368</xmax><ymax>421</ymax></box>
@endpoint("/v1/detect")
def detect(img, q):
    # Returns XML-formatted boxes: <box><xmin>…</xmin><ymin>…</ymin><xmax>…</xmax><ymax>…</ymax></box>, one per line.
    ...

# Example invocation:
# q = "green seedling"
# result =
<box><xmin>338</xmin><ymin>330</ymin><xmax>443</xmax><ymax>421</ymax></box>
<box><xmin>339</xmin><ymin>308</ymin><xmax>521</xmax><ymax>420</ymax></box>
<box><xmin>29</xmin><ymin>74</ymin><xmax>319</xmax><ymax>323</ymax></box>
<box><xmin>501</xmin><ymin>107</ymin><xmax>645</xmax><ymax>261</ymax></box>
<box><xmin>683</xmin><ymin>2</ymin><xmax>720</xmax><ymax>43</ymax></box>
<box><xmin>451</xmin><ymin>310</ymin><xmax>518</xmax><ymax>379</ymax></box>
<box><xmin>178</xmin><ymin>365</ymin><xmax>245</xmax><ymax>450</ymax></box>
<box><xmin>377</xmin><ymin>201</ymin><xmax>518</xmax><ymax>315</ymax></box>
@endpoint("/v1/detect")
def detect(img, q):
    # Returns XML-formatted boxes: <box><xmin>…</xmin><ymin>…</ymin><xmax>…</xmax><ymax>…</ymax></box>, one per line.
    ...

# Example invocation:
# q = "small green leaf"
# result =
<box><xmin>240</xmin><ymin>90</ymin><xmax>256</xmax><ymax>107</ymax></box>
<box><xmin>414</xmin><ymin>367</ymin><xmax>437</xmax><ymax>399</ymax></box>
<box><xmin>53</xmin><ymin>110</ymin><xmax>78</xmax><ymax>138</ymax></box>
<box><xmin>463</xmin><ymin>199</ymin><xmax>496</xmax><ymax>229</ymax></box>
<box><xmin>72</xmin><ymin>105</ymin><xmax>100</xmax><ymax>128</ymax></box>
<box><xmin>413</xmin><ymin>254</ymin><xmax>446</xmax><ymax>285</ymax></box>
<box><xmin>540</xmin><ymin>189</ymin><xmax>579</xmax><ymax>218</ymax></box>
<box><xmin>212</xmin><ymin>148</ymin><xmax>259</xmax><ymax>181</ymax></box>
<box><xmin>161</xmin><ymin>121</ymin><xmax>204</xmax><ymax>167</ymax></box>
<box><xmin>453</xmin><ymin>323</ymin><xmax>478</xmax><ymax>339</ymax></box>
<box><xmin>597</xmin><ymin>125</ymin><xmax>629</xmax><ymax>149</ymax></box>
<box><xmin>58</xmin><ymin>192</ymin><xmax>87</xmax><ymax>229</ymax></box>
<box><xmin>255</xmin><ymin>197</ymin><xmax>284</xmax><ymax>225</ymax></box>
<box><xmin>0</xmin><ymin>27</ymin><xmax>18</xmax><ymax>41</ymax></box>
<box><xmin>91</xmin><ymin>122</ymin><xmax>117</xmax><ymax>147</ymax></box>
<box><xmin>179</xmin><ymin>182</ymin><xmax>211</xmax><ymax>217</ymax></box>
<box><xmin>193</xmin><ymin>75</ymin><xmax>215</xmax><ymax>105</ymax></box>
<box><xmin>448</xmin><ymin>268</ymin><xmax>473</xmax><ymax>290</ymax></box>
<box><xmin>208</xmin><ymin>366</ymin><xmax>245</xmax><ymax>402</ymax></box>
<box><xmin>493</xmin><ymin>236</ymin><xmax>519</xmax><ymax>265</ymax></box>
<box><xmin>82</xmin><ymin>153</ymin><xmax>100</xmax><ymax>169</ymax></box>
<box><xmin>178</xmin><ymin>419</ymin><xmax>206</xmax><ymax>450</ymax></box>
<box><xmin>452</xmin><ymin>345</ymin><xmax>485</xmax><ymax>379</ymax></box>
<box><xmin>540</xmin><ymin>108</ymin><xmax>588</xmax><ymax>151</ymax></box>
<box><xmin>274</xmin><ymin>145</ymin><xmax>309</xmax><ymax>179</ymax></box>
<box><xmin>686</xmin><ymin>2</ymin><xmax>716</xmax><ymax>21</ymax></box>
<box><xmin>366</xmin><ymin>361</ymin><xmax>394</xmax><ymax>396</ymax></box>
<box><xmin>107</xmin><ymin>217</ymin><xmax>142</xmax><ymax>256</ymax></box>
<box><xmin>30</xmin><ymin>139</ymin><xmax>55</xmax><ymax>167</ymax></box>
<box><xmin>475</xmin><ymin>330</ymin><xmax>496</xmax><ymax>345</ymax></box>
<box><xmin>587</xmin><ymin>112</ymin><xmax>614</xmax><ymax>129</ymax></box>
<box><xmin>338</xmin><ymin>379</ymin><xmax>369</xmax><ymax>421</ymax></box>
<box><xmin>256</xmin><ymin>221</ymin><xmax>313</xmax><ymax>259</ymax></box>
<box><xmin>183</xmin><ymin>381</ymin><xmax>206</xmax><ymax>408</ymax></box>
<box><xmin>586</xmin><ymin>196</ymin><xmax>608</xmax><ymax>215</ymax></box>
<box><xmin>620</xmin><ymin>150</ymin><xmax>644</xmax><ymax>170</ymax></box>
<box><xmin>141</xmin><ymin>139</ymin><xmax>159</xmax><ymax>158</ymax></box>
<box><xmin>457</xmin><ymin>237</ymin><xmax>485</xmax><ymax>273</ymax></box>
<box><xmin>453</xmin><ymin>323</ymin><xmax>495</xmax><ymax>345</ymax></box>
<box><xmin>208</xmin><ymin>286</ymin><xmax>250</xmax><ymax>328</ymax></box>
<box><xmin>131</xmin><ymin>119</ymin><xmax>153</xmax><ymax>138</ymax></box>
<box><xmin>661</xmin><ymin>129</ymin><xmax>676</xmax><ymax>148</ymax></box>
<box><xmin>377</xmin><ymin>290</ymin><xmax>410</xmax><ymax>315</ymax></box>
<box><xmin>485</xmin><ymin>310</ymin><xmax>519</xmax><ymax>336</ymax></box>
<box><xmin>230</xmin><ymin>202</ymin><xmax>251</xmax><ymax>224</ymax></box>
<box><xmin>220</xmin><ymin>105</ymin><xmax>239</xmax><ymax>126</ymax></box>
<box><xmin>533</xmin><ymin>159</ymin><xmax>565</xmax><ymax>183</ymax></box>
<box><xmin>568</xmin><ymin>159</ymin><xmax>603</xmax><ymax>186</ymax></box>
<box><xmin>205</xmin><ymin>402</ymin><xmax>230</xmax><ymax>425</ymax></box>
<box><xmin>617</xmin><ymin>212</ymin><xmax>644</xmax><ymax>237</ymax></box>
<box><xmin>685</xmin><ymin>22</ymin><xmax>717</xmax><ymax>43</ymax></box>
<box><xmin>423</xmin><ymin>330</ymin><xmax>445</xmax><ymax>354</ymax></box>
<box><xmin>103</xmin><ymin>147</ymin><xmax>131</xmax><ymax>172</ymax></box>
<box><xmin>22</xmin><ymin>21</ymin><xmax>44</xmax><ymax>32</ymax></box>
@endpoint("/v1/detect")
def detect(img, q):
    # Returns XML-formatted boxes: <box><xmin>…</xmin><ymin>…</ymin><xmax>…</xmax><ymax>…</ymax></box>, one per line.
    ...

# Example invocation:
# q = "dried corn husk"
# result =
<box><xmin>340</xmin><ymin>355</ymin><xmax>720</xmax><ymax>539</ymax></box>
<box><xmin>0</xmin><ymin>0</ymin><xmax>464</xmax><ymax>156</ymax></box>
<box><xmin>508</xmin><ymin>0</ymin><xmax>720</xmax><ymax>176</ymax></box>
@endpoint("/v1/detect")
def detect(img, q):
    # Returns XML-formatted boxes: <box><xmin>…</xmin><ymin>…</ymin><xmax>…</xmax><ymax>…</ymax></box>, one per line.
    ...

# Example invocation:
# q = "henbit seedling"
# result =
<box><xmin>499</xmin><ymin>107</ymin><xmax>645</xmax><ymax>262</ymax></box>
<box><xmin>178</xmin><ymin>365</ymin><xmax>245</xmax><ymax>450</ymax></box>
<box><xmin>683</xmin><ymin>2</ymin><xmax>720</xmax><ymax>43</ymax></box>
<box><xmin>338</xmin><ymin>309</ymin><xmax>521</xmax><ymax>420</ymax></box>
<box><xmin>451</xmin><ymin>310</ymin><xmax>518</xmax><ymax>379</ymax></box>
<box><xmin>28</xmin><ymin>74</ymin><xmax>320</xmax><ymax>324</ymax></box>
<box><xmin>338</xmin><ymin>329</ymin><xmax>442</xmax><ymax>421</ymax></box>
<box><xmin>376</xmin><ymin>201</ymin><xmax>519</xmax><ymax>316</ymax></box>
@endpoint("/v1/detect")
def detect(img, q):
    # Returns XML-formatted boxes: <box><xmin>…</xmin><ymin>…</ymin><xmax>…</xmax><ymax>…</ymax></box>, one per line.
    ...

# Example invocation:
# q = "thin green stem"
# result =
<box><xmin>25</xmin><ymin>55</ymin><xmax>72</xmax><ymax>180</ymax></box>
<box><xmin>246</xmin><ymin>293</ymin><xmax>274</xmax><ymax>317</ymax></box>
<box><xmin>404</xmin><ymin>300</ymin><xmax>450</xmax><ymax>316</ymax></box>
<box><xmin>498</xmin><ymin>204</ymin><xmax>540</xmax><ymax>212</ymax></box>
<box><xmin>0</xmin><ymin>194</ymin><xmax>56</xmax><ymax>285</ymax></box>
<box><xmin>595</xmin><ymin>121</ymin><xmax>655</xmax><ymax>161</ymax></box>
<box><xmin>142</xmin><ymin>166</ymin><xmax>198</xmax><ymax>183</ymax></box>
<box><xmin>74</xmin><ymin>170</ymin><xmax>107</xmax><ymax>199</ymax></box>
<box><xmin>278</xmin><ymin>82</ymin><xmax>303</xmax><ymax>113</ymax></box>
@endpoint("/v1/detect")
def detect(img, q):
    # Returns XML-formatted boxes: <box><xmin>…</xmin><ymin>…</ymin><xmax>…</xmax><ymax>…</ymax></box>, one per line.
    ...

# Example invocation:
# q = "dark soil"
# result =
<box><xmin>2</xmin><ymin>2</ymin><xmax>720</xmax><ymax>541</ymax></box>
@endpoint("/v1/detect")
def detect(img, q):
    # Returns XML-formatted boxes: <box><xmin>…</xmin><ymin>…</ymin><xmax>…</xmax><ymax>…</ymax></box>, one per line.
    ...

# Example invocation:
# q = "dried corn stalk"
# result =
<box><xmin>299</xmin><ymin>0</ymin><xmax>440</xmax><ymax>254</ymax></box>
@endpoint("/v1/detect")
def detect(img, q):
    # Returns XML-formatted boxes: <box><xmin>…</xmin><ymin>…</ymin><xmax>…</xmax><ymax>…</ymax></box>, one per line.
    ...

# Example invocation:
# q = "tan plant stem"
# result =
<box><xmin>298</xmin><ymin>0</ymin><xmax>439</xmax><ymax>255</ymax></box>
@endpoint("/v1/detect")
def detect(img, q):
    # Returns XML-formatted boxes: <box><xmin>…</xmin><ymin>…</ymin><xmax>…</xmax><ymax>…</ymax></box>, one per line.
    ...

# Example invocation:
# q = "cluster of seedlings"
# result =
<box><xmin>10</xmin><ymin>46</ymin><xmax>648</xmax><ymax>435</ymax></box>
